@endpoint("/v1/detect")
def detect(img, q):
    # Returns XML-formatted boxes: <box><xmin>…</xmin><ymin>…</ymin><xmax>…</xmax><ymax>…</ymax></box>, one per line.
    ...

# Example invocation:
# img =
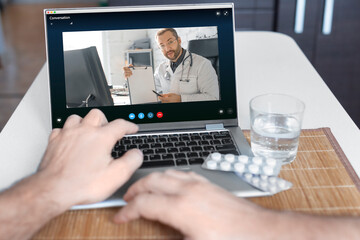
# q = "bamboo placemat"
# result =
<box><xmin>32</xmin><ymin>128</ymin><xmax>360</xmax><ymax>240</ymax></box>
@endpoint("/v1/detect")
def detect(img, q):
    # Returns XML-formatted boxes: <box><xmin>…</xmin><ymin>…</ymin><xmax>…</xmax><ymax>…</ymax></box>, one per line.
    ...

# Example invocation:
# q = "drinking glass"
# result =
<box><xmin>250</xmin><ymin>94</ymin><xmax>305</xmax><ymax>164</ymax></box>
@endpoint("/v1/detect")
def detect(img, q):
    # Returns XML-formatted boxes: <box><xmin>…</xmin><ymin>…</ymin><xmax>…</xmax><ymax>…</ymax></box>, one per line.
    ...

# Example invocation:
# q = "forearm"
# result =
<box><xmin>267</xmin><ymin>210</ymin><xmax>360</xmax><ymax>240</ymax></box>
<box><xmin>0</xmin><ymin>173</ymin><xmax>68</xmax><ymax>240</ymax></box>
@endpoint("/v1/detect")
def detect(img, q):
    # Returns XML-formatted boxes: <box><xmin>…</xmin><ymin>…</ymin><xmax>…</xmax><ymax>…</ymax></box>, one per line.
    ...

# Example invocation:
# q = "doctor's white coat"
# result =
<box><xmin>154</xmin><ymin>51</ymin><xmax>220</xmax><ymax>102</ymax></box>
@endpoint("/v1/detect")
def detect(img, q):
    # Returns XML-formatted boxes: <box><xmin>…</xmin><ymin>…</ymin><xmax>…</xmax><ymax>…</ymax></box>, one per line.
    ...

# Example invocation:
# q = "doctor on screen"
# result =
<box><xmin>123</xmin><ymin>28</ymin><xmax>220</xmax><ymax>103</ymax></box>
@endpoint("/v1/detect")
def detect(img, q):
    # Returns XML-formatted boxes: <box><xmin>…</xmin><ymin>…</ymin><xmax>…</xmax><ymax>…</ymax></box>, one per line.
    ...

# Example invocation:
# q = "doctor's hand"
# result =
<box><xmin>123</xmin><ymin>64</ymin><xmax>134</xmax><ymax>78</ymax></box>
<box><xmin>158</xmin><ymin>93</ymin><xmax>181</xmax><ymax>103</ymax></box>
<box><xmin>114</xmin><ymin>170</ymin><xmax>280</xmax><ymax>240</ymax></box>
<box><xmin>37</xmin><ymin>109</ymin><xmax>143</xmax><ymax>209</ymax></box>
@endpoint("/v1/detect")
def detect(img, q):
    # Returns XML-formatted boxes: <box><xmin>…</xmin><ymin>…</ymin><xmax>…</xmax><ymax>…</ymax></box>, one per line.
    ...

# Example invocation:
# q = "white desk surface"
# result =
<box><xmin>1</xmin><ymin>32</ymin><xmax>359</xmax><ymax>191</ymax></box>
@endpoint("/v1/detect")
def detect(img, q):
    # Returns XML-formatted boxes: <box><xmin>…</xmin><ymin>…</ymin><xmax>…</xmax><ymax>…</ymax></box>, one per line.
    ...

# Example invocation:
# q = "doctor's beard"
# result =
<box><xmin>165</xmin><ymin>46</ymin><xmax>182</xmax><ymax>62</ymax></box>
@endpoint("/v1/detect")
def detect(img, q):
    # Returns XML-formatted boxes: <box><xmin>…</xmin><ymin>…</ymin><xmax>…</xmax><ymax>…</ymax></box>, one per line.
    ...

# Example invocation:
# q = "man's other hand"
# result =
<box><xmin>114</xmin><ymin>170</ymin><xmax>274</xmax><ymax>240</ymax></box>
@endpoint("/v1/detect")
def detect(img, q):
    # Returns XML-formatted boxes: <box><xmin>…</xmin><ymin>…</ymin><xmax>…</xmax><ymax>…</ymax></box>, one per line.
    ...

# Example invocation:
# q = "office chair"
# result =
<box><xmin>188</xmin><ymin>38</ymin><xmax>219</xmax><ymax>76</ymax></box>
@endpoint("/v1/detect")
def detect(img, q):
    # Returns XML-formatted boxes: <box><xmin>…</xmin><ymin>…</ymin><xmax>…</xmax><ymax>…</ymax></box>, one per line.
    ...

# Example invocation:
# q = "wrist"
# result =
<box><xmin>26</xmin><ymin>171</ymin><xmax>71</xmax><ymax>215</ymax></box>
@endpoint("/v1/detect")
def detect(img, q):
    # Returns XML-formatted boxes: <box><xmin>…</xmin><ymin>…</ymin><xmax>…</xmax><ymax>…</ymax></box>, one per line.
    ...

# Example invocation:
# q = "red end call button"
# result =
<box><xmin>157</xmin><ymin>112</ymin><xmax>163</xmax><ymax>118</ymax></box>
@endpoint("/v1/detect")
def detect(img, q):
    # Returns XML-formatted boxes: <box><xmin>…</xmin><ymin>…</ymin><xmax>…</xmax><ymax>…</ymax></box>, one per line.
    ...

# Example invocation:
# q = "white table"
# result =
<box><xmin>1</xmin><ymin>32</ymin><xmax>359</xmax><ymax>191</ymax></box>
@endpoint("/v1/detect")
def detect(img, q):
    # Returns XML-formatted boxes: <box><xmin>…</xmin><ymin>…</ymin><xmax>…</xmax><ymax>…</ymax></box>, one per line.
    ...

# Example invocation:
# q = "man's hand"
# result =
<box><xmin>113</xmin><ymin>170</ymin><xmax>275</xmax><ymax>240</ymax></box>
<box><xmin>37</xmin><ymin>109</ymin><xmax>143</xmax><ymax>209</ymax></box>
<box><xmin>123</xmin><ymin>64</ymin><xmax>134</xmax><ymax>78</ymax></box>
<box><xmin>0</xmin><ymin>109</ymin><xmax>143</xmax><ymax>240</ymax></box>
<box><xmin>158</xmin><ymin>93</ymin><xmax>181</xmax><ymax>103</ymax></box>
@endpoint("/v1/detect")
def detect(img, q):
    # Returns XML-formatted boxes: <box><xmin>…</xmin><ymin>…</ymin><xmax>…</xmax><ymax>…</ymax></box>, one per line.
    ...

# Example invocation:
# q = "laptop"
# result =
<box><xmin>44</xmin><ymin>3</ymin><xmax>270</xmax><ymax>209</ymax></box>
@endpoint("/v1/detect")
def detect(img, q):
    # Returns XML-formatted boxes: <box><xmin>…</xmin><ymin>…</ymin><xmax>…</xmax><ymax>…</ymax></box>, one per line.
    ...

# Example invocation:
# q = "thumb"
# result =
<box><xmin>108</xmin><ymin>149</ymin><xmax>143</xmax><ymax>184</ymax></box>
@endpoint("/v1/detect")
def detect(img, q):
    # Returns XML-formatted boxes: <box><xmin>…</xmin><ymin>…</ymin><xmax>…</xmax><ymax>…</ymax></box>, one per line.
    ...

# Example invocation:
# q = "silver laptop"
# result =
<box><xmin>44</xmin><ymin>3</ymin><xmax>269</xmax><ymax>209</ymax></box>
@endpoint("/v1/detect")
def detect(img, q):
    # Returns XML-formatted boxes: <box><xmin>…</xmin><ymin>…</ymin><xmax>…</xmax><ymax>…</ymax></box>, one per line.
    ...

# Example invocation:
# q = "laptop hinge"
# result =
<box><xmin>205</xmin><ymin>123</ymin><xmax>225</xmax><ymax>131</ymax></box>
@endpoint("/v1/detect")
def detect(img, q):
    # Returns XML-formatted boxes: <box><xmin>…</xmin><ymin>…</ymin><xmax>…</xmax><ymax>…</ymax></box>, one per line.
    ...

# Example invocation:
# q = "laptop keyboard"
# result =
<box><xmin>112</xmin><ymin>130</ymin><xmax>239</xmax><ymax>168</ymax></box>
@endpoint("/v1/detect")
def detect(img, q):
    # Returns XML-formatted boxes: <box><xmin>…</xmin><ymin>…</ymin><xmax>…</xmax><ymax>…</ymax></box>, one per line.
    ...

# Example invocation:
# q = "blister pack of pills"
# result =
<box><xmin>202</xmin><ymin>152</ymin><xmax>292</xmax><ymax>194</ymax></box>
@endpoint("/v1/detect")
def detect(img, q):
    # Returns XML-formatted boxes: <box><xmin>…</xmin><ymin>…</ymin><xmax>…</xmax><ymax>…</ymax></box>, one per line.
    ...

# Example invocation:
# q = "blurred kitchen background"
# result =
<box><xmin>0</xmin><ymin>0</ymin><xmax>359</xmax><ymax>131</ymax></box>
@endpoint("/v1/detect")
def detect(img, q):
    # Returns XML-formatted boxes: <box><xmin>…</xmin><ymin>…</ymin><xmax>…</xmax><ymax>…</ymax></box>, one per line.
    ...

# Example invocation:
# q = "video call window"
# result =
<box><xmin>62</xmin><ymin>26</ymin><xmax>220</xmax><ymax>108</ymax></box>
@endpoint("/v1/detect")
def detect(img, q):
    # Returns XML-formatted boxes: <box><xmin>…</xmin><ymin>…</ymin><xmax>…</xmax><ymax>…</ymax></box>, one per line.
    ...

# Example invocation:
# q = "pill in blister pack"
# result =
<box><xmin>202</xmin><ymin>152</ymin><xmax>282</xmax><ymax>176</ymax></box>
<box><xmin>201</xmin><ymin>152</ymin><xmax>292</xmax><ymax>194</ymax></box>
<box><xmin>236</xmin><ymin>172</ymin><xmax>292</xmax><ymax>194</ymax></box>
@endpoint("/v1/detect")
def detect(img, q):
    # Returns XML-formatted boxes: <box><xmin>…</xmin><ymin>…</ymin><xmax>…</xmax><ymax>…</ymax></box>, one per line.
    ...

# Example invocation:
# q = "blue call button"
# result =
<box><xmin>138</xmin><ymin>112</ymin><xmax>145</xmax><ymax>119</ymax></box>
<box><xmin>129</xmin><ymin>113</ymin><xmax>135</xmax><ymax>120</ymax></box>
<box><xmin>147</xmin><ymin>112</ymin><xmax>154</xmax><ymax>119</ymax></box>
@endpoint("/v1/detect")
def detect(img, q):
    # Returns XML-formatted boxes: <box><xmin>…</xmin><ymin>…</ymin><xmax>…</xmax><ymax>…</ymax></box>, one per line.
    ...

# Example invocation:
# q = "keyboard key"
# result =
<box><xmin>214</xmin><ymin>134</ymin><xmax>230</xmax><ymax>139</ymax></box>
<box><xmin>115</xmin><ymin>145</ymin><xmax>125</xmax><ymax>151</ymax></box>
<box><xmin>169</xmin><ymin>137</ymin><xmax>179</xmax><ymax>142</ymax></box>
<box><xmin>151</xmin><ymin>143</ymin><xmax>162</xmax><ymax>148</ymax></box>
<box><xmin>127</xmin><ymin>145</ymin><xmax>137</xmax><ymax>150</ymax></box>
<box><xmin>204</xmin><ymin>146</ymin><xmax>215</xmax><ymax>151</ymax></box>
<box><xmin>143</xmin><ymin>155</ymin><xmax>149</xmax><ymax>161</ymax></box>
<box><xmin>180</xmin><ymin>136</ymin><xmax>190</xmax><ymax>141</ymax></box>
<box><xmin>155</xmin><ymin>149</ymin><xmax>166</xmax><ymax>154</ymax></box>
<box><xmin>158</xmin><ymin>137</ymin><xmax>167</xmax><ymax>143</ymax></box>
<box><xmin>162</xmin><ymin>154</ymin><xmax>174</xmax><ymax>160</ymax></box>
<box><xmin>210</xmin><ymin>140</ymin><xmax>221</xmax><ymax>145</ymax></box>
<box><xmin>175</xmin><ymin>153</ymin><xmax>186</xmax><ymax>158</ymax></box>
<box><xmin>200</xmin><ymin>140</ymin><xmax>210</xmax><ymax>145</ymax></box>
<box><xmin>219</xmin><ymin>150</ymin><xmax>239</xmax><ymax>155</ymax></box>
<box><xmin>139</xmin><ymin>144</ymin><xmax>150</xmax><ymax>149</ymax></box>
<box><xmin>175</xmin><ymin>142</ymin><xmax>186</xmax><ymax>147</ymax></box>
<box><xmin>202</xmin><ymin>135</ymin><xmax>213</xmax><ymax>140</ymax></box>
<box><xmin>176</xmin><ymin>159</ymin><xmax>188</xmax><ymax>166</ymax></box>
<box><xmin>220</xmin><ymin>131</ymin><xmax>230</xmax><ymax>135</ymax></box>
<box><xmin>191</xmin><ymin>136</ymin><xmax>201</xmax><ymax>141</ymax></box>
<box><xmin>191</xmin><ymin>146</ymin><xmax>203</xmax><ymax>151</ymax></box>
<box><xmin>168</xmin><ymin>148</ymin><xmax>179</xmax><ymax>153</ymax></box>
<box><xmin>133</xmin><ymin>139</ymin><xmax>143</xmax><ymax>144</ymax></box>
<box><xmin>111</xmin><ymin>151</ymin><xmax>118</xmax><ymax>158</ymax></box>
<box><xmin>222</xmin><ymin>139</ymin><xmax>233</xmax><ymax>144</ymax></box>
<box><xmin>179</xmin><ymin>147</ymin><xmax>191</xmax><ymax>152</ymax></box>
<box><xmin>141</xmin><ymin>160</ymin><xmax>175</xmax><ymax>168</ymax></box>
<box><xmin>200</xmin><ymin>151</ymin><xmax>211</xmax><ymax>157</ymax></box>
<box><xmin>149</xmin><ymin>155</ymin><xmax>161</xmax><ymax>161</ymax></box>
<box><xmin>187</xmin><ymin>141</ymin><xmax>198</xmax><ymax>146</ymax></box>
<box><xmin>143</xmin><ymin>149</ymin><xmax>154</xmax><ymax>155</ymax></box>
<box><xmin>189</xmin><ymin>158</ymin><xmax>204</xmax><ymax>165</ymax></box>
<box><xmin>163</xmin><ymin>142</ymin><xmax>174</xmax><ymax>148</ymax></box>
<box><xmin>187</xmin><ymin>152</ymin><xmax>199</xmax><ymax>158</ymax></box>
<box><xmin>216</xmin><ymin>144</ymin><xmax>236</xmax><ymax>151</ymax></box>
<box><xmin>145</xmin><ymin>138</ymin><xmax>155</xmax><ymax>143</ymax></box>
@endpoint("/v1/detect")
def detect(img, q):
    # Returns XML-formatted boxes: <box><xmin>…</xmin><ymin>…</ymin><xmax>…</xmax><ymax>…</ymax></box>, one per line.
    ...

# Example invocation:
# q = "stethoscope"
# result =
<box><xmin>164</xmin><ymin>51</ymin><xmax>193</xmax><ymax>82</ymax></box>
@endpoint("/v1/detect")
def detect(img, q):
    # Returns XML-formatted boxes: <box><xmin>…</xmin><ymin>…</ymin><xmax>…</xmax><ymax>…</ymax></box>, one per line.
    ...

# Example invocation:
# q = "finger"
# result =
<box><xmin>63</xmin><ymin>114</ymin><xmax>82</xmax><ymax>129</ymax></box>
<box><xmin>48</xmin><ymin>128</ymin><xmax>61</xmax><ymax>142</ymax></box>
<box><xmin>101</xmin><ymin>119</ymin><xmax>139</xmax><ymax>145</ymax></box>
<box><xmin>82</xmin><ymin>109</ymin><xmax>108</xmax><ymax>127</ymax></box>
<box><xmin>163</xmin><ymin>170</ymin><xmax>209</xmax><ymax>183</ymax></box>
<box><xmin>123</xmin><ymin>172</ymin><xmax>187</xmax><ymax>201</ymax></box>
<box><xmin>114</xmin><ymin>193</ymin><xmax>173</xmax><ymax>224</ymax></box>
<box><xmin>107</xmin><ymin>149</ymin><xmax>143</xmax><ymax>184</ymax></box>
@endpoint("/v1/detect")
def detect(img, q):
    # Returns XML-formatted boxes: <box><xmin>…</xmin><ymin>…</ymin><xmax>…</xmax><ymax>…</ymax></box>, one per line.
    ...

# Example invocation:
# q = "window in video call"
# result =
<box><xmin>62</xmin><ymin>26</ymin><xmax>221</xmax><ymax>109</ymax></box>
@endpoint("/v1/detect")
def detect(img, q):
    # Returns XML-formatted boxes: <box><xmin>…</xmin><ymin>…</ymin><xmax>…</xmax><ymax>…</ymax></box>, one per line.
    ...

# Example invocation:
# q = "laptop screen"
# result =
<box><xmin>45</xmin><ymin>4</ymin><xmax>237</xmax><ymax>128</ymax></box>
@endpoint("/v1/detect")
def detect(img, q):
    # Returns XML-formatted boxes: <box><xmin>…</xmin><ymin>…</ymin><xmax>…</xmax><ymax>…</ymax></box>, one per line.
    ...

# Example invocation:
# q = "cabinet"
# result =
<box><xmin>277</xmin><ymin>0</ymin><xmax>360</xmax><ymax>128</ymax></box>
